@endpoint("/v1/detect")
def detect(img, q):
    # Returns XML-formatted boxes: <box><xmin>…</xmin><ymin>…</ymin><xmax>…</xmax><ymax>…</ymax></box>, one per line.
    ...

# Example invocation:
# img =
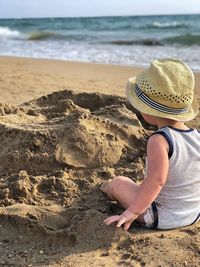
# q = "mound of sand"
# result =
<box><xmin>0</xmin><ymin>90</ymin><xmax>199</xmax><ymax>267</ymax></box>
<box><xmin>0</xmin><ymin>90</ymin><xmax>146</xmax><ymax>206</ymax></box>
<box><xmin>0</xmin><ymin>90</ymin><xmax>147</xmax><ymax>266</ymax></box>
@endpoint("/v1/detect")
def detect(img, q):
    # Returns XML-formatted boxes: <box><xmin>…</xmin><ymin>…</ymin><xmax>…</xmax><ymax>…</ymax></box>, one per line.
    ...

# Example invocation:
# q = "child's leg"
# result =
<box><xmin>101</xmin><ymin>176</ymin><xmax>139</xmax><ymax>208</ymax></box>
<box><xmin>101</xmin><ymin>176</ymin><xmax>146</xmax><ymax>224</ymax></box>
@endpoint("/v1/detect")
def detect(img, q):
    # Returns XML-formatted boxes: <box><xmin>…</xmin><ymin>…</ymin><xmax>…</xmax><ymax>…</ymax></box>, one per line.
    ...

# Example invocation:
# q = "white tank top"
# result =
<box><xmin>153</xmin><ymin>126</ymin><xmax>200</xmax><ymax>229</ymax></box>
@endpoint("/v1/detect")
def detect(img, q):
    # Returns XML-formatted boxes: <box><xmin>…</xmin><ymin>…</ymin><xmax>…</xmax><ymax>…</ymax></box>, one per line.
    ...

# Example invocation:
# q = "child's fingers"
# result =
<box><xmin>124</xmin><ymin>222</ymin><xmax>132</xmax><ymax>231</ymax></box>
<box><xmin>116</xmin><ymin>216</ymin><xmax>127</xmax><ymax>228</ymax></box>
<box><xmin>104</xmin><ymin>215</ymin><xmax>120</xmax><ymax>225</ymax></box>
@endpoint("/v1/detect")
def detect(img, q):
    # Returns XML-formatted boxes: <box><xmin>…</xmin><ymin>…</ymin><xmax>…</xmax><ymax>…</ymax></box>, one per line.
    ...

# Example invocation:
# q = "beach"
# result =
<box><xmin>0</xmin><ymin>56</ymin><xmax>143</xmax><ymax>104</ymax></box>
<box><xmin>0</xmin><ymin>56</ymin><xmax>200</xmax><ymax>104</ymax></box>
<box><xmin>0</xmin><ymin>56</ymin><xmax>200</xmax><ymax>267</ymax></box>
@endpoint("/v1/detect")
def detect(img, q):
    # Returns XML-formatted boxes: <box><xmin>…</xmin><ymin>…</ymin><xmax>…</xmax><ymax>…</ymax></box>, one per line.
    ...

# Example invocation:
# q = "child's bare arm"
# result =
<box><xmin>128</xmin><ymin>134</ymin><xmax>169</xmax><ymax>214</ymax></box>
<box><xmin>104</xmin><ymin>134</ymin><xmax>169</xmax><ymax>230</ymax></box>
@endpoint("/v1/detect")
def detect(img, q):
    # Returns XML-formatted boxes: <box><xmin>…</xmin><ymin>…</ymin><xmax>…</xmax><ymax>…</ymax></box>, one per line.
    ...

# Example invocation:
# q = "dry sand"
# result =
<box><xmin>0</xmin><ymin>56</ymin><xmax>199</xmax><ymax>267</ymax></box>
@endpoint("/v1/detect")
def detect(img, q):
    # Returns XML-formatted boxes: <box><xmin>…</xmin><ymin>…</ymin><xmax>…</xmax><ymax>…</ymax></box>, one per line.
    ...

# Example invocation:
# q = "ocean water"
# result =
<box><xmin>0</xmin><ymin>14</ymin><xmax>200</xmax><ymax>70</ymax></box>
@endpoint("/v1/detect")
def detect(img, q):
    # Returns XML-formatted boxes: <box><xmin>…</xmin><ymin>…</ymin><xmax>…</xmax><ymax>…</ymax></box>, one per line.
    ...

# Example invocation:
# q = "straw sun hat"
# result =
<box><xmin>126</xmin><ymin>58</ymin><xmax>199</xmax><ymax>121</ymax></box>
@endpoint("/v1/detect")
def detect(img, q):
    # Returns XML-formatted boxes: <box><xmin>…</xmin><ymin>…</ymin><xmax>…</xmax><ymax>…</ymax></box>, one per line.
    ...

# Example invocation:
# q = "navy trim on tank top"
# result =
<box><xmin>191</xmin><ymin>212</ymin><xmax>200</xmax><ymax>225</ymax></box>
<box><xmin>168</xmin><ymin>126</ymin><xmax>194</xmax><ymax>133</ymax></box>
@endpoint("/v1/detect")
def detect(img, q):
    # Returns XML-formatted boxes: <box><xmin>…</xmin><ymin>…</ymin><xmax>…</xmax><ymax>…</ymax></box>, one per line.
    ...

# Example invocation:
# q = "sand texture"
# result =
<box><xmin>0</xmin><ymin>57</ymin><xmax>200</xmax><ymax>267</ymax></box>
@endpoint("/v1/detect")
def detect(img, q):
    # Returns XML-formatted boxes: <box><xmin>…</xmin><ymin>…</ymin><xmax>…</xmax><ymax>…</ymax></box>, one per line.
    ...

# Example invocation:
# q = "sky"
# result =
<box><xmin>0</xmin><ymin>0</ymin><xmax>200</xmax><ymax>19</ymax></box>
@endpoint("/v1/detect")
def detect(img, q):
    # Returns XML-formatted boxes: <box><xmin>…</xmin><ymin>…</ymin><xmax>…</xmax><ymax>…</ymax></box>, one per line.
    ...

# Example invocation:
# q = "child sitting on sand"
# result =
<box><xmin>101</xmin><ymin>58</ymin><xmax>200</xmax><ymax>230</ymax></box>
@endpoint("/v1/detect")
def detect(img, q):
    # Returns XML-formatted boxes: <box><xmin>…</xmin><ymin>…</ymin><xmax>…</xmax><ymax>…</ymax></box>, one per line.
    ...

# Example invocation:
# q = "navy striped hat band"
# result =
<box><xmin>135</xmin><ymin>84</ymin><xmax>189</xmax><ymax>115</ymax></box>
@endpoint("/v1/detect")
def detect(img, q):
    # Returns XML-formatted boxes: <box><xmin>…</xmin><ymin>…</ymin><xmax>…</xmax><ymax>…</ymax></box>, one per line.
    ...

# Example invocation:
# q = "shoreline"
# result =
<box><xmin>0</xmin><ymin>55</ymin><xmax>146</xmax><ymax>69</ymax></box>
<box><xmin>0</xmin><ymin>56</ymin><xmax>199</xmax><ymax>105</ymax></box>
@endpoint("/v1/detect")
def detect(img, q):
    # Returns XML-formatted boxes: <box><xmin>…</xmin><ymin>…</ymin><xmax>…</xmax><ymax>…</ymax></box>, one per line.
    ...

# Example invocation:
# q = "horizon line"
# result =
<box><xmin>0</xmin><ymin>12</ymin><xmax>200</xmax><ymax>20</ymax></box>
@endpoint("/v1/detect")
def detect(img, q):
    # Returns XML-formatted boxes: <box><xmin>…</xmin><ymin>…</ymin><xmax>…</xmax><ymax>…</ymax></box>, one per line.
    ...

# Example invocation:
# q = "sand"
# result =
<box><xmin>0</xmin><ymin>56</ymin><xmax>200</xmax><ymax>267</ymax></box>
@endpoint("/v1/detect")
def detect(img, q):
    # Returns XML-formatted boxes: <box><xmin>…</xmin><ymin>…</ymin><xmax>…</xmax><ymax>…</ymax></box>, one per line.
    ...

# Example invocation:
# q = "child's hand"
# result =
<box><xmin>104</xmin><ymin>209</ymin><xmax>139</xmax><ymax>231</ymax></box>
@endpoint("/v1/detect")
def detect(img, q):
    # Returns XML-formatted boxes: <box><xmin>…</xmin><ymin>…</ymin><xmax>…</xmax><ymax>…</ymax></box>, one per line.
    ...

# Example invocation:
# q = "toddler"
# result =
<box><xmin>101</xmin><ymin>58</ymin><xmax>200</xmax><ymax>230</ymax></box>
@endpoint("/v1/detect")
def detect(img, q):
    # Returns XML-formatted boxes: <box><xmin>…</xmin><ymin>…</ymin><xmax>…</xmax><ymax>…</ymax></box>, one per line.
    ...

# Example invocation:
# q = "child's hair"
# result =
<box><xmin>126</xmin><ymin>58</ymin><xmax>199</xmax><ymax>122</ymax></box>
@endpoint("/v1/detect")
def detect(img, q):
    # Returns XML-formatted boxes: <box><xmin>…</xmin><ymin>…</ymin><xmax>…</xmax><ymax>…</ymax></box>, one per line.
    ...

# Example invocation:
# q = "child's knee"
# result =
<box><xmin>101</xmin><ymin>176</ymin><xmax>122</xmax><ymax>194</ymax></box>
<box><xmin>101</xmin><ymin>176</ymin><xmax>132</xmax><ymax>195</ymax></box>
<box><xmin>112</xmin><ymin>176</ymin><xmax>131</xmax><ymax>183</ymax></box>
<box><xmin>109</xmin><ymin>176</ymin><xmax>127</xmax><ymax>192</ymax></box>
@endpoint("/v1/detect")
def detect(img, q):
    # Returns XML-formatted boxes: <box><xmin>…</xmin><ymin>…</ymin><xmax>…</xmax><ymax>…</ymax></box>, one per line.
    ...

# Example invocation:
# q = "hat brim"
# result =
<box><xmin>126</xmin><ymin>77</ymin><xmax>199</xmax><ymax>122</ymax></box>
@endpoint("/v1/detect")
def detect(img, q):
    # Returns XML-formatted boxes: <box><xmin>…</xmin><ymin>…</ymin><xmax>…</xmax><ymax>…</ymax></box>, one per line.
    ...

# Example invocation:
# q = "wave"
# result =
<box><xmin>164</xmin><ymin>34</ymin><xmax>200</xmax><ymax>46</ymax></box>
<box><xmin>1</xmin><ymin>25</ymin><xmax>200</xmax><ymax>47</ymax></box>
<box><xmin>0</xmin><ymin>26</ymin><xmax>21</xmax><ymax>39</ymax></box>
<box><xmin>151</xmin><ymin>21</ymin><xmax>187</xmax><ymax>29</ymax></box>
<box><xmin>27</xmin><ymin>31</ymin><xmax>86</xmax><ymax>41</ymax></box>
<box><xmin>105</xmin><ymin>34</ymin><xmax>200</xmax><ymax>47</ymax></box>
<box><xmin>0</xmin><ymin>27</ymin><xmax>66</xmax><ymax>41</ymax></box>
<box><xmin>104</xmin><ymin>39</ymin><xmax>163</xmax><ymax>46</ymax></box>
<box><xmin>27</xmin><ymin>31</ymin><xmax>59</xmax><ymax>41</ymax></box>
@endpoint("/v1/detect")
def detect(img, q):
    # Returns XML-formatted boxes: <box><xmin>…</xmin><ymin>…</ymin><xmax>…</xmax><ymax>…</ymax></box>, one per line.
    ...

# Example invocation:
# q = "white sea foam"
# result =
<box><xmin>152</xmin><ymin>21</ymin><xmax>186</xmax><ymax>28</ymax></box>
<box><xmin>0</xmin><ymin>38</ymin><xmax>199</xmax><ymax>70</ymax></box>
<box><xmin>0</xmin><ymin>27</ymin><xmax>21</xmax><ymax>39</ymax></box>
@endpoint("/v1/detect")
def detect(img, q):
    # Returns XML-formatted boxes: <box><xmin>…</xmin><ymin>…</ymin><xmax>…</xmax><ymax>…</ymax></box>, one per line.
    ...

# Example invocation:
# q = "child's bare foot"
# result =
<box><xmin>100</xmin><ymin>179</ymin><xmax>115</xmax><ymax>200</ymax></box>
